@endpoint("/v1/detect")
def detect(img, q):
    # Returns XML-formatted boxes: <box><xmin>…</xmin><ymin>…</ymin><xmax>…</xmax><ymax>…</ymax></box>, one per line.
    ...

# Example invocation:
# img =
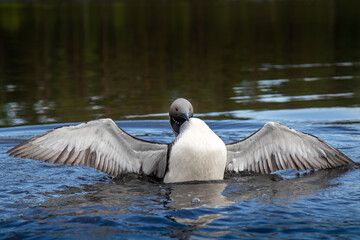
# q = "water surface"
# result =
<box><xmin>1</xmin><ymin>112</ymin><xmax>360</xmax><ymax>239</ymax></box>
<box><xmin>1</xmin><ymin>0</ymin><xmax>360</xmax><ymax>239</ymax></box>
<box><xmin>1</xmin><ymin>0</ymin><xmax>360</xmax><ymax>126</ymax></box>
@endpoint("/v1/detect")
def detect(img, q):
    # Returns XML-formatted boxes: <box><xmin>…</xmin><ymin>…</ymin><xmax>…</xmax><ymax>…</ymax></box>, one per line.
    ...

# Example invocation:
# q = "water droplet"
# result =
<box><xmin>190</xmin><ymin>197</ymin><xmax>201</xmax><ymax>205</ymax></box>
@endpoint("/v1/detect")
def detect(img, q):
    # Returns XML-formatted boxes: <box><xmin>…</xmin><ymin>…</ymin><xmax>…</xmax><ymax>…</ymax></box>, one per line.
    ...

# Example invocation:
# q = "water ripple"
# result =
<box><xmin>0</xmin><ymin>114</ymin><xmax>359</xmax><ymax>239</ymax></box>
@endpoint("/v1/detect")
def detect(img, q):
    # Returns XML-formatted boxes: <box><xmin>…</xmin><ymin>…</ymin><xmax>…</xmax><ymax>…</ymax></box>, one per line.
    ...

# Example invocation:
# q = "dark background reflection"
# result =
<box><xmin>1</xmin><ymin>0</ymin><xmax>359</xmax><ymax>126</ymax></box>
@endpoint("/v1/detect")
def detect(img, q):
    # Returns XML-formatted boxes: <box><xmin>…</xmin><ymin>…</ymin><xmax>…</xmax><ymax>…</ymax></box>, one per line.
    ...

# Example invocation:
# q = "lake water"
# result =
<box><xmin>1</xmin><ymin>0</ymin><xmax>360</xmax><ymax>239</ymax></box>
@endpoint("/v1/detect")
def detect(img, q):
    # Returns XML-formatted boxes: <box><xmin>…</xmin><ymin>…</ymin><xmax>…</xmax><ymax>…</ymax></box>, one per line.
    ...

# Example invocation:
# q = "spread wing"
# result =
<box><xmin>226</xmin><ymin>122</ymin><xmax>357</xmax><ymax>173</ymax></box>
<box><xmin>7</xmin><ymin>118</ymin><xmax>169</xmax><ymax>178</ymax></box>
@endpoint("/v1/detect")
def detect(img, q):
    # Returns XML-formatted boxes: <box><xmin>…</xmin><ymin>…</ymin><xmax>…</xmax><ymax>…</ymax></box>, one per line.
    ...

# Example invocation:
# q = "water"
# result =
<box><xmin>1</xmin><ymin>0</ymin><xmax>360</xmax><ymax>239</ymax></box>
<box><xmin>1</xmin><ymin>0</ymin><xmax>360</xmax><ymax>126</ymax></box>
<box><xmin>1</xmin><ymin>116</ymin><xmax>360</xmax><ymax>239</ymax></box>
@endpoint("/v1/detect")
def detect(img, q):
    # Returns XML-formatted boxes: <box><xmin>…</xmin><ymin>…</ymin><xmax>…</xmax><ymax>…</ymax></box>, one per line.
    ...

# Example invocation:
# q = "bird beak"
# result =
<box><xmin>182</xmin><ymin>112</ymin><xmax>190</xmax><ymax>121</ymax></box>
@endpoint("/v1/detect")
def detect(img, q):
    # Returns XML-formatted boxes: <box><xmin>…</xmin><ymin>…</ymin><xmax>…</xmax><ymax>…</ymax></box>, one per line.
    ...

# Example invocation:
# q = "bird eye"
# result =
<box><xmin>175</xmin><ymin>108</ymin><xmax>178</xmax><ymax>111</ymax></box>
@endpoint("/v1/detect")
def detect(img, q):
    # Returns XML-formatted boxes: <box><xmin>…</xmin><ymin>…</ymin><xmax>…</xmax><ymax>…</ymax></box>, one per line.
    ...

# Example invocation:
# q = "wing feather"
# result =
<box><xmin>226</xmin><ymin>122</ymin><xmax>357</xmax><ymax>173</ymax></box>
<box><xmin>7</xmin><ymin>118</ymin><xmax>169</xmax><ymax>178</ymax></box>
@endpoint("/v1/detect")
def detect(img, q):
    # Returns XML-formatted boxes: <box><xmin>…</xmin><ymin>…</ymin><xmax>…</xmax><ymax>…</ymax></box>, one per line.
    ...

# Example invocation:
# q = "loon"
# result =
<box><xmin>7</xmin><ymin>98</ymin><xmax>357</xmax><ymax>183</ymax></box>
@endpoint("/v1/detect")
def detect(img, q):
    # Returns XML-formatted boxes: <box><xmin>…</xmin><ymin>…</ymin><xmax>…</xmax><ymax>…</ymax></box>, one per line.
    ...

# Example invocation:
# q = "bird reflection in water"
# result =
<box><xmin>39</xmin><ymin>167</ymin><xmax>352</xmax><ymax>236</ymax></box>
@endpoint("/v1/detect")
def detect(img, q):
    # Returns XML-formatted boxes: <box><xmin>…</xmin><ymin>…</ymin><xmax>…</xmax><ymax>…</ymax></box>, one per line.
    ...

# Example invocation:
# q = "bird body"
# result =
<box><xmin>7</xmin><ymin>98</ymin><xmax>358</xmax><ymax>183</ymax></box>
<box><xmin>164</xmin><ymin>118</ymin><xmax>227</xmax><ymax>183</ymax></box>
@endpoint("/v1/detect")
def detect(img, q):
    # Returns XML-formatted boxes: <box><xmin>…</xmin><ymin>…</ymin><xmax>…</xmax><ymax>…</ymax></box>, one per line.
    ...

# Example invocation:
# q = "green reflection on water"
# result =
<box><xmin>0</xmin><ymin>0</ymin><xmax>360</xmax><ymax>126</ymax></box>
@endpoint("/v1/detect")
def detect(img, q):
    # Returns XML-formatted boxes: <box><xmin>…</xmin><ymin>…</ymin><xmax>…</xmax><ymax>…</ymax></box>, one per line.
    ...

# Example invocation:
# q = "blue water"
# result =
<box><xmin>1</xmin><ymin>108</ymin><xmax>360</xmax><ymax>239</ymax></box>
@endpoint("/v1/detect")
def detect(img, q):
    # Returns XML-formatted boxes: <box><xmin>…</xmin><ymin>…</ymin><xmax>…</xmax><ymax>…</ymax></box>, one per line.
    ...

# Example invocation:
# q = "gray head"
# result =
<box><xmin>169</xmin><ymin>98</ymin><xmax>194</xmax><ymax>135</ymax></box>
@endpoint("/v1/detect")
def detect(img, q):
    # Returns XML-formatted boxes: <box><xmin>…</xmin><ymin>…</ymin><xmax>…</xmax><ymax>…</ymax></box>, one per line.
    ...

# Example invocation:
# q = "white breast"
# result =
<box><xmin>164</xmin><ymin>118</ymin><xmax>227</xmax><ymax>183</ymax></box>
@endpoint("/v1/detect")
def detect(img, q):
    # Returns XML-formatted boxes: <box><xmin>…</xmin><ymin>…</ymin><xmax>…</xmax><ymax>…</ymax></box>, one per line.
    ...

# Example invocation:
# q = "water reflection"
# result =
<box><xmin>35</xmin><ymin>168</ymin><xmax>350</xmax><ymax>234</ymax></box>
<box><xmin>1</xmin><ymin>1</ymin><xmax>360</xmax><ymax>236</ymax></box>
<box><xmin>1</xmin><ymin>0</ymin><xmax>360</xmax><ymax>126</ymax></box>
<box><xmin>1</xmin><ymin>115</ymin><xmax>358</xmax><ymax>238</ymax></box>
<box><xmin>167</xmin><ymin>182</ymin><xmax>232</xmax><ymax>209</ymax></box>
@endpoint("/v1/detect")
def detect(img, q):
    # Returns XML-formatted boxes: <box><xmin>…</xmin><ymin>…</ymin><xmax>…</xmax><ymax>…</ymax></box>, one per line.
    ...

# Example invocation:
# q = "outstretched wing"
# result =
<box><xmin>226</xmin><ymin>122</ymin><xmax>357</xmax><ymax>173</ymax></box>
<box><xmin>7</xmin><ymin>118</ymin><xmax>169</xmax><ymax>178</ymax></box>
